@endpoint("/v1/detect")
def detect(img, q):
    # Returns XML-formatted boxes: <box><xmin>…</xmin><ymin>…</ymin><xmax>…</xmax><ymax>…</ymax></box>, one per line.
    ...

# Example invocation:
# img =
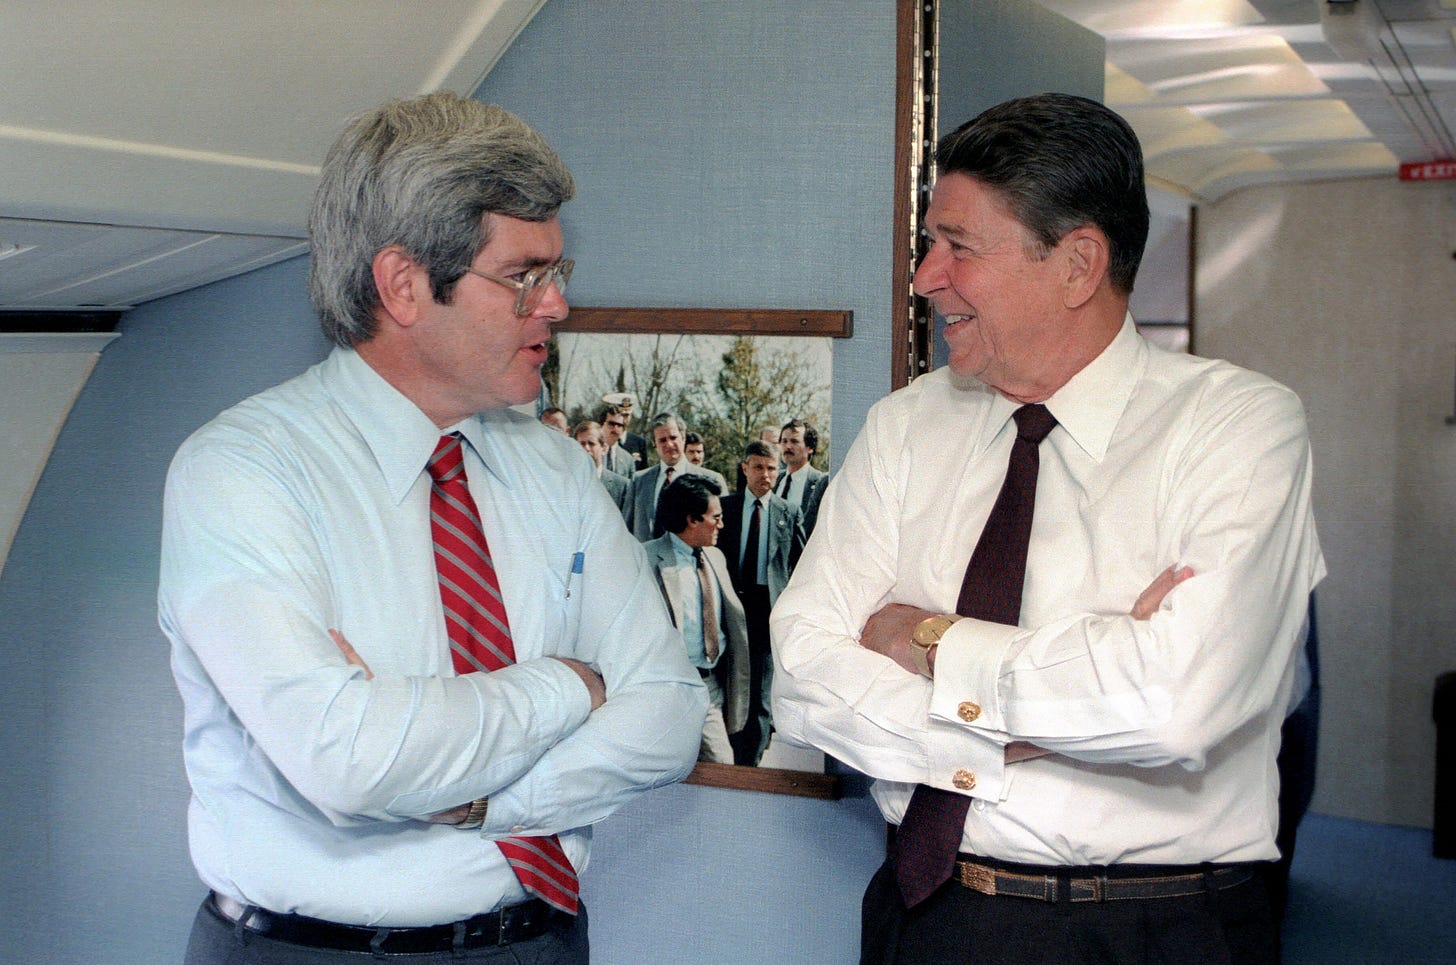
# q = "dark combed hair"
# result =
<box><xmin>744</xmin><ymin>439</ymin><xmax>779</xmax><ymax>461</ymax></box>
<box><xmin>656</xmin><ymin>474</ymin><xmax>722</xmax><ymax>535</ymax></box>
<box><xmin>780</xmin><ymin>419</ymin><xmax>818</xmax><ymax>452</ymax></box>
<box><xmin>936</xmin><ymin>92</ymin><xmax>1149</xmax><ymax>296</ymax></box>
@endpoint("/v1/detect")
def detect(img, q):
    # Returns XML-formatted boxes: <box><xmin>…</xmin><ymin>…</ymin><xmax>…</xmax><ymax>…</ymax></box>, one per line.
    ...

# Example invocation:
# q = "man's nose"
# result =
<box><xmin>913</xmin><ymin>244</ymin><xmax>948</xmax><ymax>297</ymax></box>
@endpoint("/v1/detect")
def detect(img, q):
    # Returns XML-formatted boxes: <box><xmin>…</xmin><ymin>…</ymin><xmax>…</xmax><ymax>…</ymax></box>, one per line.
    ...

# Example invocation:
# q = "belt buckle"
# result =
<box><xmin>957</xmin><ymin>861</ymin><xmax>997</xmax><ymax>895</ymax></box>
<box><xmin>1076</xmin><ymin>874</ymin><xmax>1106</xmax><ymax>903</ymax></box>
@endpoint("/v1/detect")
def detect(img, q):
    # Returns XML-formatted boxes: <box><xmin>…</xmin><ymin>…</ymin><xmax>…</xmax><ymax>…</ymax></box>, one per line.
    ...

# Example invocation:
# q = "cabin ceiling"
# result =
<box><xmin>1</xmin><ymin>0</ymin><xmax>1453</xmax><ymax>314</ymax></box>
<box><xmin>0</xmin><ymin>0</ymin><xmax>545</xmax><ymax>314</ymax></box>
<box><xmin>1040</xmin><ymin>0</ymin><xmax>1456</xmax><ymax>201</ymax></box>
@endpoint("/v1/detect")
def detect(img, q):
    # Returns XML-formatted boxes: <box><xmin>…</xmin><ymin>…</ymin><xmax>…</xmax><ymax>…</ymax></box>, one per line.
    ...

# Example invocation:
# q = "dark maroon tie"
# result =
<box><xmin>741</xmin><ymin>497</ymin><xmax>762</xmax><ymax>586</ymax></box>
<box><xmin>892</xmin><ymin>403</ymin><xmax>1058</xmax><ymax>906</ymax></box>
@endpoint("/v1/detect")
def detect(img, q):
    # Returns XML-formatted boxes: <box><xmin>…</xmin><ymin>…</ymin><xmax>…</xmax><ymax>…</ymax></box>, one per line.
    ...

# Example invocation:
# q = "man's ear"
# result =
<box><xmin>1060</xmin><ymin>227</ymin><xmax>1109</xmax><ymax>310</ymax></box>
<box><xmin>371</xmin><ymin>246</ymin><xmax>430</xmax><ymax>328</ymax></box>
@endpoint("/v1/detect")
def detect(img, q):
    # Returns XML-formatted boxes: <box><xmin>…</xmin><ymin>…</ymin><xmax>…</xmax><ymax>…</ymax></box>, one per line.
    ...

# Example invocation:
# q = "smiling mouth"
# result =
<box><xmin>943</xmin><ymin>313</ymin><xmax>973</xmax><ymax>328</ymax></box>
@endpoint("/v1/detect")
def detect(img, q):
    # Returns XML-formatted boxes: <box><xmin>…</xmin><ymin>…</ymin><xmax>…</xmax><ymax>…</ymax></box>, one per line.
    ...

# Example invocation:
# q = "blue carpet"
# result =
<box><xmin>1283</xmin><ymin>813</ymin><xmax>1456</xmax><ymax>964</ymax></box>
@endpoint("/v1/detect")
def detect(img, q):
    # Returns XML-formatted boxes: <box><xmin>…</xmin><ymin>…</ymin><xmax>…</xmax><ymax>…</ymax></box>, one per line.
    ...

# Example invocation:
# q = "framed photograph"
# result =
<box><xmin>551</xmin><ymin>307</ymin><xmax>850</xmax><ymax>798</ymax></box>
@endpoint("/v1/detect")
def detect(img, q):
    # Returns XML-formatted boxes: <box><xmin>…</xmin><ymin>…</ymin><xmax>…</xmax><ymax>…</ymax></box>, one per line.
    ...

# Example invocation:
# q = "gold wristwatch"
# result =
<box><xmin>910</xmin><ymin>614</ymin><xmax>960</xmax><ymax>677</ymax></box>
<box><xmin>457</xmin><ymin>796</ymin><xmax>489</xmax><ymax>829</ymax></box>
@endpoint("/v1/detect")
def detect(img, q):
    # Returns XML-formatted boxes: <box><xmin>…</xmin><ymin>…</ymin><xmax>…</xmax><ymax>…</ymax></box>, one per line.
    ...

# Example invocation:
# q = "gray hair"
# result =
<box><xmin>649</xmin><ymin>412</ymin><xmax>685</xmax><ymax>437</ymax></box>
<box><xmin>308</xmin><ymin>92</ymin><xmax>576</xmax><ymax>347</ymax></box>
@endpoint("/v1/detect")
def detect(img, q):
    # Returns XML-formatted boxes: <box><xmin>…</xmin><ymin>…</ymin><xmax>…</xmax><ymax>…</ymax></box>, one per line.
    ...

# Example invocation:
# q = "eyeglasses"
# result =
<box><xmin>462</xmin><ymin>258</ymin><xmax>573</xmax><ymax>316</ymax></box>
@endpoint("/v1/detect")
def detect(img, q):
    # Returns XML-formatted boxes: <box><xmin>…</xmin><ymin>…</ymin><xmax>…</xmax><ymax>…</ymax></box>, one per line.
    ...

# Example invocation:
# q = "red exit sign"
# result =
<box><xmin>1399</xmin><ymin>161</ymin><xmax>1456</xmax><ymax>181</ymax></box>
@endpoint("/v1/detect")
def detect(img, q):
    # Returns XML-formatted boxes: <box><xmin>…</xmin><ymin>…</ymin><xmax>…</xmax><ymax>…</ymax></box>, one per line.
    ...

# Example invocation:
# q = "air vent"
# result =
<box><xmin>0</xmin><ymin>309</ymin><xmax>122</xmax><ymax>334</ymax></box>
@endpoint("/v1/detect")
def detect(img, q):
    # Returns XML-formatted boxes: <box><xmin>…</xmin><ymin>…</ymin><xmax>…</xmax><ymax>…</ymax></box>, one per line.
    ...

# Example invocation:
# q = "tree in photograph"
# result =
<box><xmin>675</xmin><ymin>336</ymin><xmax>830</xmax><ymax>481</ymax></box>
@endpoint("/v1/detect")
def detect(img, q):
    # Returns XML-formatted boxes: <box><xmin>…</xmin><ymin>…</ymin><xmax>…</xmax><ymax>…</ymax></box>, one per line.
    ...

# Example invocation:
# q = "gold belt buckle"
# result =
<box><xmin>957</xmin><ymin>861</ymin><xmax>998</xmax><ymax>895</ymax></box>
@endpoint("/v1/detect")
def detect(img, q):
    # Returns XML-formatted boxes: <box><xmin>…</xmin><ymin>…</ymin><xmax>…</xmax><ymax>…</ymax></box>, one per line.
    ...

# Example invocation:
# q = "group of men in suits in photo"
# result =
<box><xmin>563</xmin><ymin>392</ymin><xmax>829</xmax><ymax>765</ymax></box>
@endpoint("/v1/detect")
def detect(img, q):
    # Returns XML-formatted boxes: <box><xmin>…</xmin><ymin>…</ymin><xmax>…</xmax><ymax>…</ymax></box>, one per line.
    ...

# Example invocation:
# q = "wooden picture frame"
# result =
<box><xmin>556</xmin><ymin>307</ymin><xmax>852</xmax><ymax>338</ymax></box>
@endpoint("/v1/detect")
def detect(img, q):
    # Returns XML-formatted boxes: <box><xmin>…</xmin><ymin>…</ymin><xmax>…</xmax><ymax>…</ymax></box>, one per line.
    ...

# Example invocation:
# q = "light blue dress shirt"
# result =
<box><xmin>734</xmin><ymin>494</ymin><xmax>771</xmax><ymax>586</ymax></box>
<box><xmin>159</xmin><ymin>347</ymin><xmax>706</xmax><ymax>926</ymax></box>
<box><xmin>665</xmin><ymin>533</ymin><xmax>724</xmax><ymax>670</ymax></box>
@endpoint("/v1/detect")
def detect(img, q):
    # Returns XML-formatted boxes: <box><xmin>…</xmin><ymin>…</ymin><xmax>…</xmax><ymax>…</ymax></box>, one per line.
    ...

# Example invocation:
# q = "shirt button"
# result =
<box><xmin>952</xmin><ymin>769</ymin><xmax>976</xmax><ymax>791</ymax></box>
<box><xmin>957</xmin><ymin>701</ymin><xmax>981</xmax><ymax>722</ymax></box>
<box><xmin>972</xmin><ymin>798</ymin><xmax>986</xmax><ymax>813</ymax></box>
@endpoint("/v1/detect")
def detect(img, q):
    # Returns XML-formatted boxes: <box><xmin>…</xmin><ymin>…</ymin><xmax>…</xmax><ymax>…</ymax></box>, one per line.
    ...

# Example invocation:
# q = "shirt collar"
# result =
<box><xmin>952</xmin><ymin>313</ymin><xmax>1142</xmax><ymax>464</ymax></box>
<box><xmin>1043</xmin><ymin>313</ymin><xmax>1144</xmax><ymax>463</ymax></box>
<box><xmin>667</xmin><ymin>532</ymin><xmax>694</xmax><ymax>561</ymax></box>
<box><xmin>321</xmin><ymin>347</ymin><xmax>520</xmax><ymax>504</ymax></box>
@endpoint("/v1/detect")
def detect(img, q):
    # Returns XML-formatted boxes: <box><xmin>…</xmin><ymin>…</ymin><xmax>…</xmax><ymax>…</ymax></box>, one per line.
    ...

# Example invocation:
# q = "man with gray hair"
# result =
<box><xmin>625</xmin><ymin>412</ymin><xmax>726</xmax><ymax>542</ymax></box>
<box><xmin>160</xmin><ymin>91</ymin><xmax>705</xmax><ymax>963</ymax></box>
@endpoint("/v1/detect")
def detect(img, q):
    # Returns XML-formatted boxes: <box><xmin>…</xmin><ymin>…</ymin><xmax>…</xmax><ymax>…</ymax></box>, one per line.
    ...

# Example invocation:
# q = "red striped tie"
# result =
<box><xmin>428</xmin><ymin>433</ymin><xmax>580</xmax><ymax>914</ymax></box>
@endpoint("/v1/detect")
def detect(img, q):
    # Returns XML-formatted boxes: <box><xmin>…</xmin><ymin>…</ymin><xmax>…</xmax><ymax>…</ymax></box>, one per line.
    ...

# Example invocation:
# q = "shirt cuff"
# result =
<box><xmin>921</xmin><ymin>722</ymin><xmax>1010</xmax><ymax>801</ymax></box>
<box><xmin>929</xmin><ymin>617</ymin><xmax>1019</xmax><ymax>735</ymax></box>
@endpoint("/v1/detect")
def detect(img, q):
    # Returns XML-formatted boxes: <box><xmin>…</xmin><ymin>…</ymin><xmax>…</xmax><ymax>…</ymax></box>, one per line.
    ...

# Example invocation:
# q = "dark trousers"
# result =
<box><xmin>860</xmin><ymin>859</ymin><xmax>1279</xmax><ymax>965</ymax></box>
<box><xmin>184</xmin><ymin>895</ymin><xmax>589</xmax><ymax>964</ymax></box>
<box><xmin>729</xmin><ymin>583</ymin><xmax>773</xmax><ymax>766</ymax></box>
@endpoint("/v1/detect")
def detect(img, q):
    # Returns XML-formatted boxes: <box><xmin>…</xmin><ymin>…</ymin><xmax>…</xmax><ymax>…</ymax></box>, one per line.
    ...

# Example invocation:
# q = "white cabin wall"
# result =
<box><xmin>1197</xmin><ymin>176</ymin><xmax>1456</xmax><ymax>827</ymax></box>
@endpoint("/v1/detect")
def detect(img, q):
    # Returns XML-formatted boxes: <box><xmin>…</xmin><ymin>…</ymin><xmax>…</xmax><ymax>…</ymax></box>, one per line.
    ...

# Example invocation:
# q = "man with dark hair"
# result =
<box><xmin>539</xmin><ymin>406</ymin><xmax>569</xmax><ymax>434</ymax></box>
<box><xmin>773</xmin><ymin>93</ymin><xmax>1323</xmax><ymax>964</ymax></box>
<box><xmin>601</xmin><ymin>391</ymin><xmax>649</xmax><ymax>471</ymax></box>
<box><xmin>719</xmin><ymin>440</ymin><xmax>805</xmax><ymax>766</ymax></box>
<box><xmin>625</xmin><ymin>413</ymin><xmax>726</xmax><ymax>542</ymax></box>
<box><xmin>597</xmin><ymin>402</ymin><xmax>638</xmax><ymax>477</ymax></box>
<box><xmin>777</xmin><ymin>419</ymin><xmax>828</xmax><ymax>537</ymax></box>
<box><xmin>160</xmin><ymin>91</ymin><xmax>705</xmax><ymax>964</ymax></box>
<box><xmin>683</xmin><ymin>431</ymin><xmax>706</xmax><ymax>467</ymax></box>
<box><xmin>643</xmin><ymin>476</ymin><xmax>749</xmax><ymax>763</ymax></box>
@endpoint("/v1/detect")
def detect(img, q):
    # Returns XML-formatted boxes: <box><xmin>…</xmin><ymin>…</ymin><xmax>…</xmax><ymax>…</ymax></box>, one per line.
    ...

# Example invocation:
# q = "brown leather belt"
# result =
<box><xmin>211</xmin><ymin>892</ymin><xmax>562</xmax><ymax>952</ymax></box>
<box><xmin>954</xmin><ymin>861</ymin><xmax>1255</xmax><ymax>903</ymax></box>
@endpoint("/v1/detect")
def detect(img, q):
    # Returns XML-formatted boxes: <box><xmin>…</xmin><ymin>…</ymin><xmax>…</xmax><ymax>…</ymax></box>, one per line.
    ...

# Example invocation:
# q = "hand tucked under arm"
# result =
<box><xmin>859</xmin><ymin>603</ymin><xmax>938</xmax><ymax>674</ymax></box>
<box><xmin>552</xmin><ymin>657</ymin><xmax>606</xmax><ymax>710</ymax></box>
<box><xmin>999</xmin><ymin>564</ymin><xmax>1193</xmax><ymax>763</ymax></box>
<box><xmin>1132</xmin><ymin>565</ymin><xmax>1194</xmax><ymax>621</ymax></box>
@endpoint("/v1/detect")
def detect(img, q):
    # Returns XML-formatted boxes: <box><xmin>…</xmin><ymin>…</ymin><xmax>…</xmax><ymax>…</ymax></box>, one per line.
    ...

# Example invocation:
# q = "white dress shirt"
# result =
<box><xmin>772</xmin><ymin>317</ymin><xmax>1325</xmax><ymax>867</ymax></box>
<box><xmin>777</xmin><ymin>464</ymin><xmax>810</xmax><ymax>513</ymax></box>
<box><xmin>160</xmin><ymin>347</ymin><xmax>706</xmax><ymax>925</ymax></box>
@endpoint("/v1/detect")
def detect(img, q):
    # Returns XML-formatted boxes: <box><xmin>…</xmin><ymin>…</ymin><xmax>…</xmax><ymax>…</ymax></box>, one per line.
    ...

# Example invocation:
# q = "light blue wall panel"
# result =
<box><xmin>0</xmin><ymin>258</ymin><xmax>327</xmax><ymax>962</ymax></box>
<box><xmin>938</xmin><ymin>0</ymin><xmax>1103</xmax><ymax>136</ymax></box>
<box><xmin>478</xmin><ymin>0</ymin><xmax>902</xmax><ymax>462</ymax></box>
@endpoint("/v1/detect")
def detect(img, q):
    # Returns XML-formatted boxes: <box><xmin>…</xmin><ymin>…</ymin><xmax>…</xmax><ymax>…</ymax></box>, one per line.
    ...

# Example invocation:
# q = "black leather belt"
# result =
<box><xmin>211</xmin><ymin>892</ymin><xmax>563</xmax><ymax>953</ymax></box>
<box><xmin>954</xmin><ymin>860</ymin><xmax>1256</xmax><ymax>903</ymax></box>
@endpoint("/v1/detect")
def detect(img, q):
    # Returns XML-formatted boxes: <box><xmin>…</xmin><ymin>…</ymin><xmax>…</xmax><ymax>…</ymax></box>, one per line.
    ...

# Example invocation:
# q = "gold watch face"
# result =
<box><xmin>912</xmin><ymin>615</ymin><xmax>949</xmax><ymax>648</ymax></box>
